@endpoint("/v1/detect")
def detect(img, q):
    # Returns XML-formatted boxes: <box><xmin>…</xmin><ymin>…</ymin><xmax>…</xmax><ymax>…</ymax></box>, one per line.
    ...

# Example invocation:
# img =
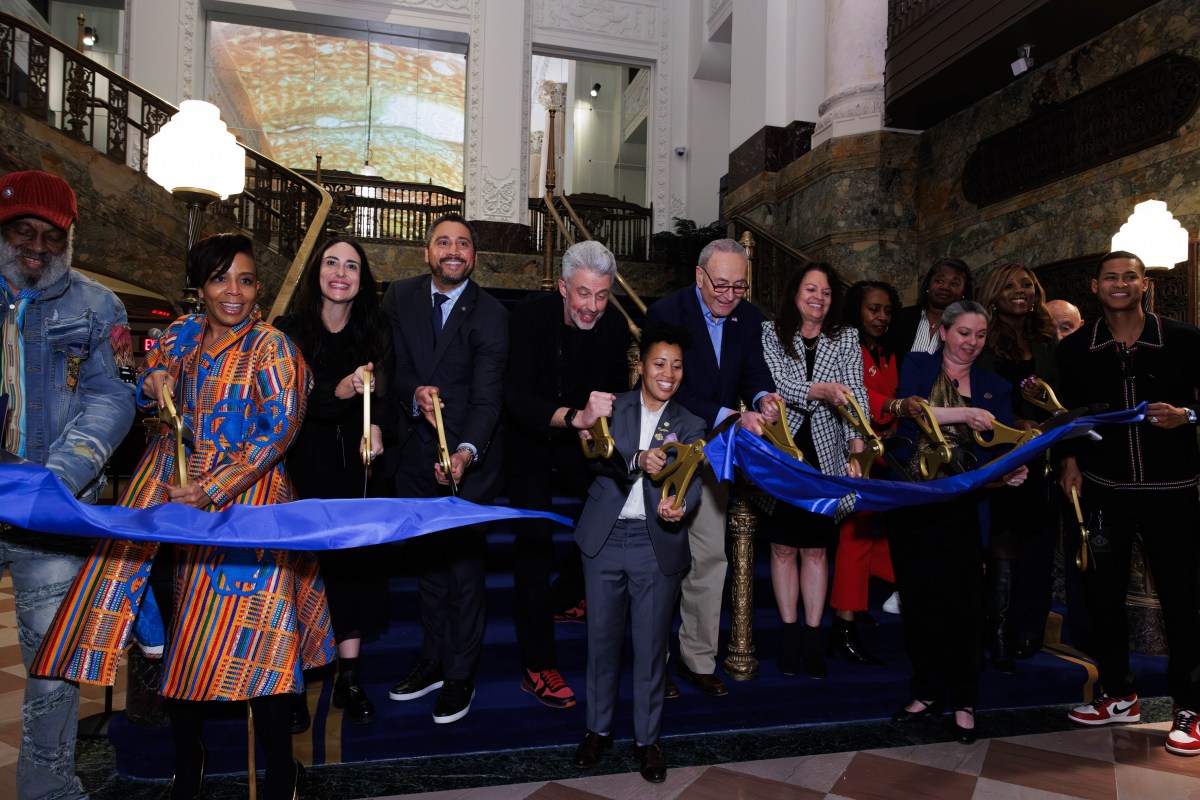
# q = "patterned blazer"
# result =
<box><xmin>33</xmin><ymin>311</ymin><xmax>335</xmax><ymax>701</ymax></box>
<box><xmin>761</xmin><ymin>323</ymin><xmax>869</xmax><ymax>477</ymax></box>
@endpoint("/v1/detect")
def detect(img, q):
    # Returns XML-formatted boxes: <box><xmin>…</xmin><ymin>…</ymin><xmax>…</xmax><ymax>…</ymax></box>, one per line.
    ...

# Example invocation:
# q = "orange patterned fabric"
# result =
<box><xmin>33</xmin><ymin>311</ymin><xmax>335</xmax><ymax>700</ymax></box>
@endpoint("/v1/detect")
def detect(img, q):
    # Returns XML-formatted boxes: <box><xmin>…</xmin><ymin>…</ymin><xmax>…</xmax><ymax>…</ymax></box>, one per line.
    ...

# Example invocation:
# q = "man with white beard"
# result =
<box><xmin>0</xmin><ymin>170</ymin><xmax>135</xmax><ymax>799</ymax></box>
<box><xmin>502</xmin><ymin>240</ymin><xmax>631</xmax><ymax>709</ymax></box>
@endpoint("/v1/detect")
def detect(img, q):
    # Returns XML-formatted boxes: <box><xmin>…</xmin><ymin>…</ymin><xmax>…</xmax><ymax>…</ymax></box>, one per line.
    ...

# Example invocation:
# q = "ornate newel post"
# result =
<box><xmin>540</xmin><ymin>107</ymin><xmax>558</xmax><ymax>291</ymax></box>
<box><xmin>723</xmin><ymin>229</ymin><xmax>761</xmax><ymax>680</ymax></box>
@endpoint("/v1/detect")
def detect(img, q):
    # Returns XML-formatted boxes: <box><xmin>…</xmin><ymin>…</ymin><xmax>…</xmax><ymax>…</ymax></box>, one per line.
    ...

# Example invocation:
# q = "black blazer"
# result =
<box><xmin>382</xmin><ymin>275</ymin><xmax>508</xmax><ymax>503</ymax></box>
<box><xmin>885</xmin><ymin>305</ymin><xmax>923</xmax><ymax>365</ymax></box>
<box><xmin>574</xmin><ymin>391</ymin><xmax>705</xmax><ymax>575</ymax></box>
<box><xmin>645</xmin><ymin>287</ymin><xmax>775</xmax><ymax>428</ymax></box>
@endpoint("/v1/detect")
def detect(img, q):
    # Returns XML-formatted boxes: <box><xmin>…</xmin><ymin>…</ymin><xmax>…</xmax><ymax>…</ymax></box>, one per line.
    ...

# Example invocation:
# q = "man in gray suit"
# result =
<box><xmin>570</xmin><ymin>322</ymin><xmax>705</xmax><ymax>784</ymax></box>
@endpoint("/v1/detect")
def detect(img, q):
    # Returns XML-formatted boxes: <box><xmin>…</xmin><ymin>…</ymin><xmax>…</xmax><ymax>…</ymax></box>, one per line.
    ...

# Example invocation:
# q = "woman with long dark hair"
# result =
<box><xmin>760</xmin><ymin>262</ymin><xmax>867</xmax><ymax>679</ymax></box>
<box><xmin>975</xmin><ymin>263</ymin><xmax>1060</xmax><ymax>674</ymax></box>
<box><xmin>275</xmin><ymin>237</ymin><xmax>394</xmax><ymax>727</ymax></box>
<box><xmin>827</xmin><ymin>280</ymin><xmax>903</xmax><ymax>666</ymax></box>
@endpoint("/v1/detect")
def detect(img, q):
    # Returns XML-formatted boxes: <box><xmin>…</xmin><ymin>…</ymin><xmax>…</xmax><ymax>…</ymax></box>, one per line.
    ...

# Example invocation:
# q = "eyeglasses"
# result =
<box><xmin>698</xmin><ymin>265</ymin><xmax>749</xmax><ymax>296</ymax></box>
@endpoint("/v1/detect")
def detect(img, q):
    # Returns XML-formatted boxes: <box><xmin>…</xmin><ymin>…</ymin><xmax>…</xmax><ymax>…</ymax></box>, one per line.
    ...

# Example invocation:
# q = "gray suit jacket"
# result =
<box><xmin>574</xmin><ymin>390</ymin><xmax>705</xmax><ymax>575</ymax></box>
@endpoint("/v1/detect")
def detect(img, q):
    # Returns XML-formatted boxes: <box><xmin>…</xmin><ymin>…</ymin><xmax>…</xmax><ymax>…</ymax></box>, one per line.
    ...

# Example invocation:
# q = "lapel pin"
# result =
<box><xmin>984</xmin><ymin>392</ymin><xmax>993</xmax><ymax>400</ymax></box>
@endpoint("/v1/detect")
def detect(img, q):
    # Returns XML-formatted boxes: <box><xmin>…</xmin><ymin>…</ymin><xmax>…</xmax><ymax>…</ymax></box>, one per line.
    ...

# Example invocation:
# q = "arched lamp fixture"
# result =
<box><xmin>590</xmin><ymin>83</ymin><xmax>601</xmax><ymax>97</ymax></box>
<box><xmin>1111</xmin><ymin>199</ymin><xmax>1189</xmax><ymax>270</ymax></box>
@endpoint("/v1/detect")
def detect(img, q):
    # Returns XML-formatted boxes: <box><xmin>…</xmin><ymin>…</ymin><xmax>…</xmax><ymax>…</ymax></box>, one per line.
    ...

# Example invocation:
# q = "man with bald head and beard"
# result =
<box><xmin>0</xmin><ymin>170</ymin><xmax>135</xmax><ymax>799</ymax></box>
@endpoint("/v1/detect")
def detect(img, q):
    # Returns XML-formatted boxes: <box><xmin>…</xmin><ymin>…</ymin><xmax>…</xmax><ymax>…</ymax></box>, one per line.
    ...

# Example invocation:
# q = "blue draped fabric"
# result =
<box><xmin>0</xmin><ymin>462</ymin><xmax>571</xmax><ymax>549</ymax></box>
<box><xmin>703</xmin><ymin>404</ymin><xmax>1147</xmax><ymax>516</ymax></box>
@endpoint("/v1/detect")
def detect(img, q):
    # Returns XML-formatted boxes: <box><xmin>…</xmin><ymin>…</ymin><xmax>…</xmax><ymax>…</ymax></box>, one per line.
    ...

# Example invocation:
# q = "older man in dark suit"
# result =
<box><xmin>383</xmin><ymin>213</ymin><xmax>507</xmax><ymax>724</ymax></box>
<box><xmin>645</xmin><ymin>238</ymin><xmax>783</xmax><ymax>697</ymax></box>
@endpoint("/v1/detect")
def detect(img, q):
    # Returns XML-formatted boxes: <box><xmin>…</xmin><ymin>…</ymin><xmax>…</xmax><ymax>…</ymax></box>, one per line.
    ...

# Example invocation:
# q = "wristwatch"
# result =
<box><xmin>564</xmin><ymin>408</ymin><xmax>580</xmax><ymax>428</ymax></box>
<box><xmin>1186</xmin><ymin>408</ymin><xmax>1197</xmax><ymax>425</ymax></box>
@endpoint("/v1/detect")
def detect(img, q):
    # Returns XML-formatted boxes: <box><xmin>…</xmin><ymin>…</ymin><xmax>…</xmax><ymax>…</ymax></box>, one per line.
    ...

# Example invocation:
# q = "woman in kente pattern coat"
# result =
<box><xmin>34</xmin><ymin>233</ymin><xmax>333</xmax><ymax>800</ymax></box>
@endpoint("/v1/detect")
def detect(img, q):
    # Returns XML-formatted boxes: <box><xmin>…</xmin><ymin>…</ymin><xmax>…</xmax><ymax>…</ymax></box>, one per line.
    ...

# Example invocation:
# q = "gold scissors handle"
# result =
<box><xmin>158</xmin><ymin>389</ymin><xmax>187</xmax><ymax>488</ymax></box>
<box><xmin>650</xmin><ymin>439</ymin><xmax>707</xmax><ymax>510</ymax></box>
<box><xmin>360</xmin><ymin>369</ymin><xmax>374</xmax><ymax>468</ymax></box>
<box><xmin>832</xmin><ymin>392</ymin><xmax>884</xmax><ymax>478</ymax></box>
<box><xmin>973</xmin><ymin>419</ymin><xmax>1040</xmax><ymax>451</ymax></box>
<box><xmin>913</xmin><ymin>399</ymin><xmax>953</xmax><ymax>480</ymax></box>
<box><xmin>1023</xmin><ymin>376</ymin><xmax>1068</xmax><ymax>416</ymax></box>
<box><xmin>579</xmin><ymin>416</ymin><xmax>616</xmax><ymax>460</ymax></box>
<box><xmin>759</xmin><ymin>399</ymin><xmax>803</xmax><ymax>462</ymax></box>
<box><xmin>1071</xmin><ymin>485</ymin><xmax>1090</xmax><ymax>572</ymax></box>
<box><xmin>430</xmin><ymin>389</ymin><xmax>457</xmax><ymax>496</ymax></box>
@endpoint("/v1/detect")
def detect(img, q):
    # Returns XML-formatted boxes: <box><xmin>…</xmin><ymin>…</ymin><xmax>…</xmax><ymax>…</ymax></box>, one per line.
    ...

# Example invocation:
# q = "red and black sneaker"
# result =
<box><xmin>521</xmin><ymin>668</ymin><xmax>577</xmax><ymax>708</ymax></box>
<box><xmin>554</xmin><ymin>599</ymin><xmax>587</xmax><ymax>623</ymax></box>
<box><xmin>1067</xmin><ymin>693</ymin><xmax>1140</xmax><ymax>726</ymax></box>
<box><xmin>1167</xmin><ymin>708</ymin><xmax>1200</xmax><ymax>756</ymax></box>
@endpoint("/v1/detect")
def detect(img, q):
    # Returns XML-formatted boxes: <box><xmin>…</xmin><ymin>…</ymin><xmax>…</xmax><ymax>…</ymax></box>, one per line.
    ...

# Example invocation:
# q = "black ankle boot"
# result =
<box><xmin>166</xmin><ymin>743</ymin><xmax>205</xmax><ymax>800</ymax></box>
<box><xmin>333</xmin><ymin>670</ymin><xmax>377</xmax><ymax>725</ymax></box>
<box><xmin>779</xmin><ymin>621</ymin><xmax>802</xmax><ymax>676</ymax></box>
<box><xmin>828</xmin><ymin>617</ymin><xmax>884</xmax><ymax>666</ymax></box>
<box><xmin>801</xmin><ymin>625</ymin><xmax>828</xmax><ymax>679</ymax></box>
<box><xmin>987</xmin><ymin>558</ymin><xmax>1016</xmax><ymax>675</ymax></box>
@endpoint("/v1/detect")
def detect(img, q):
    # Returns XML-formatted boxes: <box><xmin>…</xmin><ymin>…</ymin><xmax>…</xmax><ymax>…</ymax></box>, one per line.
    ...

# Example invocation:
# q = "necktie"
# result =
<box><xmin>432</xmin><ymin>293</ymin><xmax>449</xmax><ymax>341</ymax></box>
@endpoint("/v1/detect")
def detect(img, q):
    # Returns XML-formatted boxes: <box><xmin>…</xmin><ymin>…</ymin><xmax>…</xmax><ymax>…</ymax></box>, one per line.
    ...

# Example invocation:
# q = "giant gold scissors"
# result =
<box><xmin>429</xmin><ymin>389</ymin><xmax>457</xmax><ymax>496</ymax></box>
<box><xmin>579</xmin><ymin>416</ymin><xmax>616</xmax><ymax>460</ymax></box>
<box><xmin>650</xmin><ymin>439</ymin><xmax>707</xmax><ymax>511</ymax></box>
<box><xmin>158</xmin><ymin>388</ymin><xmax>187</xmax><ymax>487</ymax></box>
<box><xmin>831</xmin><ymin>392</ymin><xmax>884</xmax><ymax>477</ymax></box>
<box><xmin>1071</xmin><ymin>485</ymin><xmax>1090</xmax><ymax>572</ymax></box>
<box><xmin>973</xmin><ymin>419</ymin><xmax>1041</xmax><ymax>453</ymax></box>
<box><xmin>360</xmin><ymin>368</ymin><xmax>374</xmax><ymax>468</ymax></box>
<box><xmin>1021</xmin><ymin>376</ymin><xmax>1068</xmax><ymax>417</ymax></box>
<box><xmin>913</xmin><ymin>399</ymin><xmax>954</xmax><ymax>480</ymax></box>
<box><xmin>758</xmin><ymin>398</ymin><xmax>803</xmax><ymax>462</ymax></box>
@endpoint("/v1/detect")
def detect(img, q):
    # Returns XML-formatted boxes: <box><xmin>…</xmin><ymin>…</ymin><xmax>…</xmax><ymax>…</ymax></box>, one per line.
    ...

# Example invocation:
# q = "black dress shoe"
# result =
<box><xmin>664</xmin><ymin>672</ymin><xmax>680</xmax><ymax>700</ymax></box>
<box><xmin>432</xmin><ymin>679</ymin><xmax>475</xmax><ymax>724</ymax></box>
<box><xmin>333</xmin><ymin>672</ymin><xmax>377</xmax><ymax>725</ymax></box>
<box><xmin>635</xmin><ymin>742</ymin><xmax>667</xmax><ymax>783</ymax></box>
<box><xmin>675</xmin><ymin>661</ymin><xmax>729</xmax><ymax>697</ymax></box>
<box><xmin>829</xmin><ymin>618</ymin><xmax>884</xmax><ymax>667</ymax></box>
<box><xmin>573</xmin><ymin>731</ymin><xmax>612</xmax><ymax>767</ymax></box>
<box><xmin>1015</xmin><ymin>638</ymin><xmax>1042</xmax><ymax>659</ymax></box>
<box><xmin>289</xmin><ymin>693</ymin><xmax>310</xmax><ymax>734</ymax></box>
<box><xmin>854</xmin><ymin>611</ymin><xmax>878</xmax><ymax>626</ymax></box>
<box><xmin>952</xmin><ymin>707</ymin><xmax>977</xmax><ymax>745</ymax></box>
<box><xmin>892</xmin><ymin>698</ymin><xmax>943</xmax><ymax>723</ymax></box>
<box><xmin>389</xmin><ymin>659</ymin><xmax>444</xmax><ymax>701</ymax></box>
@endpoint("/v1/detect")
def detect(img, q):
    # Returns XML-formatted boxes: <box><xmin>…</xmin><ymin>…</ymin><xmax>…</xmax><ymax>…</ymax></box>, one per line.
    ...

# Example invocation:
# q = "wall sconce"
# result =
<box><xmin>82</xmin><ymin>27</ymin><xmax>97</xmax><ymax>47</ymax></box>
<box><xmin>1010</xmin><ymin>44</ymin><xmax>1034</xmax><ymax>76</ymax></box>
<box><xmin>1111</xmin><ymin>199</ymin><xmax>1189</xmax><ymax>270</ymax></box>
<box><xmin>590</xmin><ymin>83</ymin><xmax>601</xmax><ymax>97</ymax></box>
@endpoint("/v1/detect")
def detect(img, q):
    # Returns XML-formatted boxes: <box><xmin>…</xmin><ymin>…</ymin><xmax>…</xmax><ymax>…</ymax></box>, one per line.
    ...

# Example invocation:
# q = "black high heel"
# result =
<box><xmin>166</xmin><ymin>743</ymin><xmax>206</xmax><ymax>800</ymax></box>
<box><xmin>952</xmin><ymin>707</ymin><xmax>977</xmax><ymax>745</ymax></box>
<box><xmin>891</xmin><ymin>698</ymin><xmax>943</xmax><ymax>723</ymax></box>
<box><xmin>828</xmin><ymin>617</ymin><xmax>884</xmax><ymax>666</ymax></box>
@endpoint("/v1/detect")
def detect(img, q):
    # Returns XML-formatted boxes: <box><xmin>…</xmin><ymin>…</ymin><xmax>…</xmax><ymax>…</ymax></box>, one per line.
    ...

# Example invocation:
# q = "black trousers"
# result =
<box><xmin>410</xmin><ymin>524</ymin><xmax>488</xmax><ymax>682</ymax></box>
<box><xmin>1078</xmin><ymin>482</ymin><xmax>1200</xmax><ymax>709</ymax></box>
<box><xmin>990</xmin><ymin>471</ymin><xmax>1060</xmax><ymax>643</ymax></box>
<box><xmin>506</xmin><ymin>439</ymin><xmax>589</xmax><ymax>671</ymax></box>
<box><xmin>887</xmin><ymin>500</ymin><xmax>983</xmax><ymax>709</ymax></box>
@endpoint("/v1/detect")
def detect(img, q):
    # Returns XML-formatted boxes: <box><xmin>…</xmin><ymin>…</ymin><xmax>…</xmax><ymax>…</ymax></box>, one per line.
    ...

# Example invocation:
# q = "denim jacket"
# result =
<box><xmin>18</xmin><ymin>269</ymin><xmax>136</xmax><ymax>502</ymax></box>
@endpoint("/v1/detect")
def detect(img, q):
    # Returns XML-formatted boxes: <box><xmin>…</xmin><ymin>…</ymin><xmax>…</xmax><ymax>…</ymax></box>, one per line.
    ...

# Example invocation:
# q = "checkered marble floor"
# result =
<box><xmin>384</xmin><ymin>724</ymin><xmax>1200</xmax><ymax>800</ymax></box>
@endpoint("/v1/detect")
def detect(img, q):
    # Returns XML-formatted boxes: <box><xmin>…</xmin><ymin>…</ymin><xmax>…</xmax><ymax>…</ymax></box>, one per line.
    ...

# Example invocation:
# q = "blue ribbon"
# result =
<box><xmin>0</xmin><ymin>462</ymin><xmax>572</xmax><ymax>549</ymax></box>
<box><xmin>704</xmin><ymin>404</ymin><xmax>1147</xmax><ymax>516</ymax></box>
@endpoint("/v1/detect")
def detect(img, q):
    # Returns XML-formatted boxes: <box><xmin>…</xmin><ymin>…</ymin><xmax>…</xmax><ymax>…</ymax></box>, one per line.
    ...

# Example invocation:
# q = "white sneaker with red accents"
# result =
<box><xmin>1068</xmin><ymin>693</ymin><xmax>1140</xmax><ymax>726</ymax></box>
<box><xmin>1167</xmin><ymin>709</ymin><xmax>1200</xmax><ymax>756</ymax></box>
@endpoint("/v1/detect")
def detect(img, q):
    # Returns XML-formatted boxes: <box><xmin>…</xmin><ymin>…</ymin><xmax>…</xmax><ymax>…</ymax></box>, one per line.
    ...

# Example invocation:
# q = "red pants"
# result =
<box><xmin>831</xmin><ymin>512</ymin><xmax>894</xmax><ymax>611</ymax></box>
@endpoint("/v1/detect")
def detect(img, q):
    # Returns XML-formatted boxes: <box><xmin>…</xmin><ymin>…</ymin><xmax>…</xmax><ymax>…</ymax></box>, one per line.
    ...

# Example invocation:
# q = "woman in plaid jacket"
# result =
<box><xmin>759</xmin><ymin>262</ymin><xmax>868</xmax><ymax>680</ymax></box>
<box><xmin>35</xmin><ymin>233</ymin><xmax>333</xmax><ymax>800</ymax></box>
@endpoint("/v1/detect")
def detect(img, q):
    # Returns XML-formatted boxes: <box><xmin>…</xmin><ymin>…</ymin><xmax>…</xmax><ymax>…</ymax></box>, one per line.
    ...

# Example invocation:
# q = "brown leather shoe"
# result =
<box><xmin>676</xmin><ymin>661</ymin><xmax>729</xmax><ymax>697</ymax></box>
<box><xmin>573</xmin><ymin>731</ymin><xmax>612</xmax><ymax>768</ymax></box>
<box><xmin>635</xmin><ymin>743</ymin><xmax>667</xmax><ymax>783</ymax></box>
<box><xmin>664</xmin><ymin>672</ymin><xmax>680</xmax><ymax>700</ymax></box>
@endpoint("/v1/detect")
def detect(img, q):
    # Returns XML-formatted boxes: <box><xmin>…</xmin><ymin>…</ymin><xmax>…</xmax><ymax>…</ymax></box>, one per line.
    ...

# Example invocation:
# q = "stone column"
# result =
<box><xmin>465</xmin><ymin>0</ymin><xmax>531</xmax><ymax>246</ymax></box>
<box><xmin>810</xmin><ymin>0</ymin><xmax>887</xmax><ymax>148</ymax></box>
